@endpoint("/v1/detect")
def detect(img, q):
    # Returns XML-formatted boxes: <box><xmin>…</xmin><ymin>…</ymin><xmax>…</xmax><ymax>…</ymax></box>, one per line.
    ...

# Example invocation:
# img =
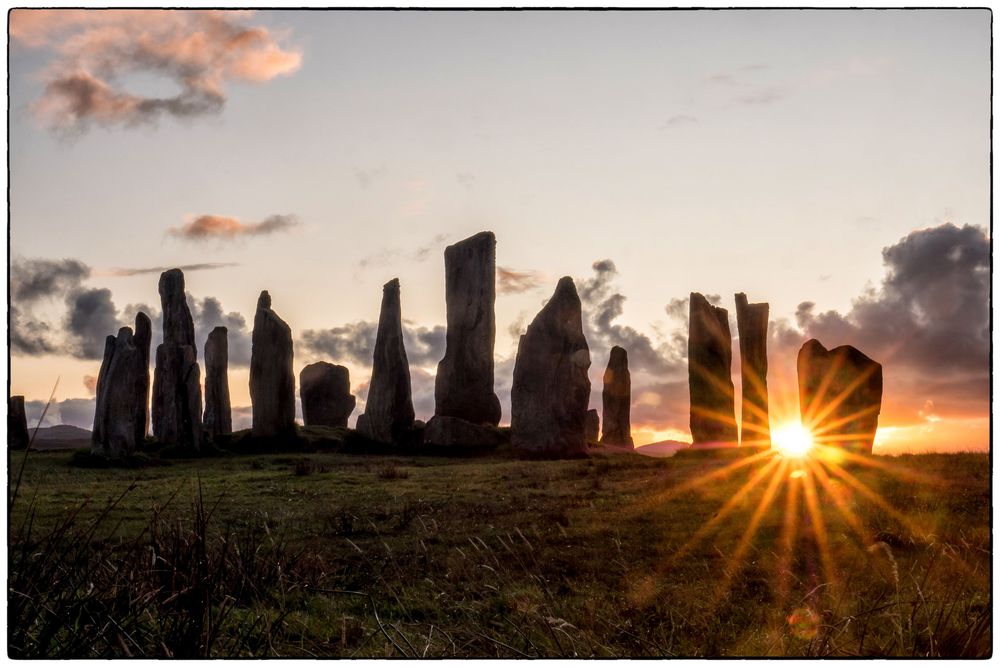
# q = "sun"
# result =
<box><xmin>772</xmin><ymin>422</ymin><xmax>815</xmax><ymax>458</ymax></box>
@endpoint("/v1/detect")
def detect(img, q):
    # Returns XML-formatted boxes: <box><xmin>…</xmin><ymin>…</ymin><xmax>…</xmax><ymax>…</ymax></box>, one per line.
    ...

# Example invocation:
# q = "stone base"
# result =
<box><xmin>424</xmin><ymin>416</ymin><xmax>507</xmax><ymax>448</ymax></box>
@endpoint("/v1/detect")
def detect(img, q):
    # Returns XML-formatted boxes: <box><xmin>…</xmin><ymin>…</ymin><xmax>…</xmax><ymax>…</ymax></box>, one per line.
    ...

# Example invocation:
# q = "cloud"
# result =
<box><xmin>83</xmin><ymin>375</ymin><xmax>98</xmax><ymax>395</ymax></box>
<box><xmin>737</xmin><ymin>87</ymin><xmax>786</xmax><ymax>106</ymax></box>
<box><xmin>24</xmin><ymin>397</ymin><xmax>97</xmax><ymax>430</ymax></box>
<box><xmin>497</xmin><ymin>267</ymin><xmax>544</xmax><ymax>295</ymax></box>
<box><xmin>169</xmin><ymin>214</ymin><xmax>299</xmax><ymax>241</ymax></box>
<box><xmin>64</xmin><ymin>288</ymin><xmax>121</xmax><ymax>359</ymax></box>
<box><xmin>190</xmin><ymin>296</ymin><xmax>252</xmax><ymax>366</ymax></box>
<box><xmin>103</xmin><ymin>262</ymin><xmax>238</xmax><ymax>277</ymax></box>
<box><xmin>662</xmin><ymin>114</ymin><xmax>698</xmax><ymax>128</ymax></box>
<box><xmin>577</xmin><ymin>259</ymin><xmax>686</xmax><ymax>377</ymax></box>
<box><xmin>357</xmin><ymin>233</ymin><xmax>450</xmax><ymax>270</ymax></box>
<box><xmin>12</xmin><ymin>9</ymin><xmax>302</xmax><ymax>133</ymax></box>
<box><xmin>354</xmin><ymin>166</ymin><xmax>387</xmax><ymax>189</ymax></box>
<box><xmin>299</xmin><ymin>321</ymin><xmax>446</xmax><ymax>369</ymax></box>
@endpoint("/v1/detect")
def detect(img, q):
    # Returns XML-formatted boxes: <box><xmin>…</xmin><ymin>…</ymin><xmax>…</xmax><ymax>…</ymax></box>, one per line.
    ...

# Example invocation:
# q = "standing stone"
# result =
<box><xmin>204</xmin><ymin>326</ymin><xmax>232</xmax><ymax>438</ymax></box>
<box><xmin>510</xmin><ymin>277</ymin><xmax>591</xmax><ymax>458</ymax></box>
<box><xmin>735</xmin><ymin>293</ymin><xmax>771</xmax><ymax>446</ymax></box>
<box><xmin>357</xmin><ymin>279</ymin><xmax>415</xmax><ymax>443</ymax></box>
<box><xmin>152</xmin><ymin>269</ymin><xmax>202</xmax><ymax>450</ymax></box>
<box><xmin>433</xmin><ymin>231</ymin><xmax>502</xmax><ymax>426</ymax></box>
<box><xmin>585</xmin><ymin>409</ymin><xmax>600</xmax><ymax>444</ymax></box>
<box><xmin>250</xmin><ymin>291</ymin><xmax>296</xmax><ymax>439</ymax></box>
<box><xmin>8</xmin><ymin>396</ymin><xmax>29</xmax><ymax>450</ymax></box>
<box><xmin>92</xmin><ymin>312</ymin><xmax>152</xmax><ymax>456</ymax></box>
<box><xmin>797</xmin><ymin>339</ymin><xmax>883</xmax><ymax>455</ymax></box>
<box><xmin>300</xmin><ymin>362</ymin><xmax>356</xmax><ymax>428</ymax></box>
<box><xmin>600</xmin><ymin>345</ymin><xmax>634</xmax><ymax>448</ymax></box>
<box><xmin>688</xmin><ymin>292</ymin><xmax>737</xmax><ymax>446</ymax></box>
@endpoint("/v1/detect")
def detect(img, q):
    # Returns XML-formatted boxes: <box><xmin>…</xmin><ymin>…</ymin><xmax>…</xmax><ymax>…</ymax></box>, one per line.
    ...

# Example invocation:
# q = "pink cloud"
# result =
<box><xmin>169</xmin><ymin>213</ymin><xmax>299</xmax><ymax>242</ymax></box>
<box><xmin>10</xmin><ymin>9</ymin><xmax>302</xmax><ymax>132</ymax></box>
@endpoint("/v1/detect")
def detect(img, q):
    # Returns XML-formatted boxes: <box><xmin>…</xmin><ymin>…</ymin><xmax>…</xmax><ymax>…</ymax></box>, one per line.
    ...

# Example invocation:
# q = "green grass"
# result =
<box><xmin>8</xmin><ymin>444</ymin><xmax>990</xmax><ymax>657</ymax></box>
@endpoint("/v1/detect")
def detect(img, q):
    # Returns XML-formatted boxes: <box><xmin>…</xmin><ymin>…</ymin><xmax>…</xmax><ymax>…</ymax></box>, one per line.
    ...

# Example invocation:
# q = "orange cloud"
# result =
<box><xmin>10</xmin><ymin>9</ymin><xmax>302</xmax><ymax>132</ymax></box>
<box><xmin>497</xmin><ymin>267</ymin><xmax>544</xmax><ymax>295</ymax></box>
<box><xmin>169</xmin><ymin>214</ymin><xmax>299</xmax><ymax>242</ymax></box>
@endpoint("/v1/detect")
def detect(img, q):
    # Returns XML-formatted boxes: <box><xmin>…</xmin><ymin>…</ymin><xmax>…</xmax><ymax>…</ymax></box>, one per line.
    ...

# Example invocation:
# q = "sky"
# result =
<box><xmin>7</xmin><ymin>8</ymin><xmax>991</xmax><ymax>453</ymax></box>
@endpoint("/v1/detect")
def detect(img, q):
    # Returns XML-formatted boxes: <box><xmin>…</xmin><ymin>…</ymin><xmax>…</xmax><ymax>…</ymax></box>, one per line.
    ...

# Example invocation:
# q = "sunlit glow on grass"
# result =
<box><xmin>772</xmin><ymin>422</ymin><xmax>815</xmax><ymax>458</ymax></box>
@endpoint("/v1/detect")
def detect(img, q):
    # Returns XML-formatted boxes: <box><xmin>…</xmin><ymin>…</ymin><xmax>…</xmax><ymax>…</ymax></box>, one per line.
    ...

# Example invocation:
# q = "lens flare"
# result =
<box><xmin>772</xmin><ymin>422</ymin><xmax>814</xmax><ymax>458</ymax></box>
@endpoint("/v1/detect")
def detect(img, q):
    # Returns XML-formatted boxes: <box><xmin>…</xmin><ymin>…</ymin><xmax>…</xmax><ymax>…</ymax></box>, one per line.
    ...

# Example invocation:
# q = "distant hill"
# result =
<box><xmin>635</xmin><ymin>440</ymin><xmax>690</xmax><ymax>458</ymax></box>
<box><xmin>27</xmin><ymin>424</ymin><xmax>91</xmax><ymax>450</ymax></box>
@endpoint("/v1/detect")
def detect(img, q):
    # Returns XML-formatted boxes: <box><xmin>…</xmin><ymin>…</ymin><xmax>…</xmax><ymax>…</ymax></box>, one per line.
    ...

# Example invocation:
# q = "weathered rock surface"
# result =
<box><xmin>424</xmin><ymin>415</ymin><xmax>507</xmax><ymax>448</ymax></box>
<box><xmin>688</xmin><ymin>292</ymin><xmax>737</xmax><ymax>446</ymax></box>
<box><xmin>250</xmin><ymin>291</ymin><xmax>296</xmax><ymax>439</ymax></box>
<box><xmin>585</xmin><ymin>409</ymin><xmax>600</xmax><ymax>444</ymax></box>
<box><xmin>9</xmin><ymin>396</ymin><xmax>29</xmax><ymax>450</ymax></box>
<box><xmin>204</xmin><ymin>326</ymin><xmax>232</xmax><ymax>438</ymax></box>
<box><xmin>434</xmin><ymin>231</ymin><xmax>502</xmax><ymax>426</ymax></box>
<box><xmin>357</xmin><ymin>279</ymin><xmax>415</xmax><ymax>443</ymax></box>
<box><xmin>600</xmin><ymin>345</ymin><xmax>634</xmax><ymax>448</ymax></box>
<box><xmin>92</xmin><ymin>312</ymin><xmax>152</xmax><ymax>456</ymax></box>
<box><xmin>152</xmin><ymin>270</ymin><xmax>202</xmax><ymax>450</ymax></box>
<box><xmin>511</xmin><ymin>277</ymin><xmax>592</xmax><ymax>457</ymax></box>
<box><xmin>300</xmin><ymin>362</ymin><xmax>356</xmax><ymax>428</ymax></box>
<box><xmin>735</xmin><ymin>293</ymin><xmax>771</xmax><ymax>446</ymax></box>
<box><xmin>797</xmin><ymin>339</ymin><xmax>883</xmax><ymax>455</ymax></box>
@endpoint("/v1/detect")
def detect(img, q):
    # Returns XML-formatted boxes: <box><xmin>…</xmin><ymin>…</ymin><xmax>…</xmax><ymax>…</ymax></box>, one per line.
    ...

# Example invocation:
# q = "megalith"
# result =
<box><xmin>735</xmin><ymin>293</ymin><xmax>771</xmax><ymax>446</ymax></box>
<box><xmin>250</xmin><ymin>291</ymin><xmax>296</xmax><ymax>439</ymax></box>
<box><xmin>204</xmin><ymin>326</ymin><xmax>232</xmax><ymax>438</ymax></box>
<box><xmin>152</xmin><ymin>270</ymin><xmax>202</xmax><ymax>450</ymax></box>
<box><xmin>585</xmin><ymin>409</ymin><xmax>600</xmax><ymax>444</ymax></box>
<box><xmin>92</xmin><ymin>312</ymin><xmax>151</xmax><ymax>456</ymax></box>
<box><xmin>357</xmin><ymin>279</ymin><xmax>415</xmax><ymax>443</ymax></box>
<box><xmin>510</xmin><ymin>277</ymin><xmax>592</xmax><ymax>457</ymax></box>
<box><xmin>688</xmin><ymin>292</ymin><xmax>737</xmax><ymax>445</ymax></box>
<box><xmin>797</xmin><ymin>339</ymin><xmax>882</xmax><ymax>455</ymax></box>
<box><xmin>600</xmin><ymin>345</ymin><xmax>634</xmax><ymax>448</ymax></box>
<box><xmin>300</xmin><ymin>362</ymin><xmax>356</xmax><ymax>428</ymax></box>
<box><xmin>8</xmin><ymin>396</ymin><xmax>29</xmax><ymax>450</ymax></box>
<box><xmin>433</xmin><ymin>231</ymin><xmax>502</xmax><ymax>426</ymax></box>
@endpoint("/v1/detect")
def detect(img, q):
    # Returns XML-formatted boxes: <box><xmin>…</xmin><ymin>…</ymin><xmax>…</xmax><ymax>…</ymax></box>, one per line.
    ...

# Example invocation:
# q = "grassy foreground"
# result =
<box><xmin>8</xmin><ymin>438</ymin><xmax>991</xmax><ymax>657</ymax></box>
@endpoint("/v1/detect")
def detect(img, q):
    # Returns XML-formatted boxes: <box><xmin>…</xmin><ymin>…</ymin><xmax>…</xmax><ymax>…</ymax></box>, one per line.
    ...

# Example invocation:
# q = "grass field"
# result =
<box><xmin>7</xmin><ymin>434</ymin><xmax>991</xmax><ymax>657</ymax></box>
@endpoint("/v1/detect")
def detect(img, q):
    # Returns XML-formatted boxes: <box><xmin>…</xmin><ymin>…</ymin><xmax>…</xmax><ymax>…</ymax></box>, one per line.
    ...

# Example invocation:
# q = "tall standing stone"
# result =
<box><xmin>357</xmin><ymin>279</ymin><xmax>415</xmax><ymax>443</ymax></box>
<box><xmin>250</xmin><ymin>291</ymin><xmax>296</xmax><ymax>439</ymax></box>
<box><xmin>433</xmin><ymin>231</ymin><xmax>502</xmax><ymax>426</ymax></box>
<box><xmin>688</xmin><ymin>292</ymin><xmax>737</xmax><ymax>446</ymax></box>
<box><xmin>797</xmin><ymin>339</ymin><xmax>883</xmax><ymax>455</ymax></box>
<box><xmin>600</xmin><ymin>345</ymin><xmax>634</xmax><ymax>448</ymax></box>
<box><xmin>8</xmin><ymin>396</ymin><xmax>29</xmax><ymax>450</ymax></box>
<box><xmin>204</xmin><ymin>326</ymin><xmax>232</xmax><ymax>438</ymax></box>
<box><xmin>735</xmin><ymin>293</ymin><xmax>771</xmax><ymax>446</ymax></box>
<box><xmin>300</xmin><ymin>362</ymin><xmax>356</xmax><ymax>428</ymax></box>
<box><xmin>92</xmin><ymin>312</ymin><xmax>152</xmax><ymax>456</ymax></box>
<box><xmin>510</xmin><ymin>277</ymin><xmax>591</xmax><ymax>458</ymax></box>
<box><xmin>152</xmin><ymin>270</ymin><xmax>202</xmax><ymax>450</ymax></box>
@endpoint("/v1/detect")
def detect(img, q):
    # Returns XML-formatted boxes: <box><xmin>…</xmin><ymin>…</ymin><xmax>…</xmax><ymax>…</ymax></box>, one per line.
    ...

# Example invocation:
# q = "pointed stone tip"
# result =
<box><xmin>257</xmin><ymin>290</ymin><xmax>271</xmax><ymax>310</ymax></box>
<box><xmin>383</xmin><ymin>278</ymin><xmax>400</xmax><ymax>292</ymax></box>
<box><xmin>609</xmin><ymin>345</ymin><xmax>628</xmax><ymax>361</ymax></box>
<box><xmin>210</xmin><ymin>325</ymin><xmax>228</xmax><ymax>335</ymax></box>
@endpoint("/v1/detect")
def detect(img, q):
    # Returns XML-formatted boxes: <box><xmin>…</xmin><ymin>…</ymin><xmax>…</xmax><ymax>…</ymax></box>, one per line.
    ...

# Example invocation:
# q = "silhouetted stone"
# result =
<box><xmin>688</xmin><ymin>292</ymin><xmax>737</xmax><ymax>446</ymax></box>
<box><xmin>585</xmin><ymin>409</ymin><xmax>600</xmax><ymax>444</ymax></box>
<box><xmin>434</xmin><ymin>231</ymin><xmax>502</xmax><ymax>426</ymax></box>
<box><xmin>8</xmin><ymin>396</ymin><xmax>29</xmax><ymax>450</ymax></box>
<box><xmin>511</xmin><ymin>277</ymin><xmax>591</xmax><ymax>458</ymax></box>
<box><xmin>735</xmin><ymin>293</ymin><xmax>771</xmax><ymax>446</ymax></box>
<box><xmin>300</xmin><ymin>362</ymin><xmax>356</xmax><ymax>428</ymax></box>
<box><xmin>600</xmin><ymin>345</ymin><xmax>634</xmax><ymax>448</ymax></box>
<box><xmin>250</xmin><ymin>291</ymin><xmax>296</xmax><ymax>439</ymax></box>
<box><xmin>152</xmin><ymin>269</ymin><xmax>202</xmax><ymax>450</ymax></box>
<box><xmin>424</xmin><ymin>415</ymin><xmax>506</xmax><ymax>448</ymax></box>
<box><xmin>158</xmin><ymin>268</ymin><xmax>196</xmax><ymax>351</ymax></box>
<box><xmin>797</xmin><ymin>339</ymin><xmax>883</xmax><ymax>455</ymax></box>
<box><xmin>204</xmin><ymin>326</ymin><xmax>232</xmax><ymax>438</ymax></box>
<box><xmin>92</xmin><ymin>313</ymin><xmax>152</xmax><ymax>456</ymax></box>
<box><xmin>357</xmin><ymin>279</ymin><xmax>414</xmax><ymax>443</ymax></box>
